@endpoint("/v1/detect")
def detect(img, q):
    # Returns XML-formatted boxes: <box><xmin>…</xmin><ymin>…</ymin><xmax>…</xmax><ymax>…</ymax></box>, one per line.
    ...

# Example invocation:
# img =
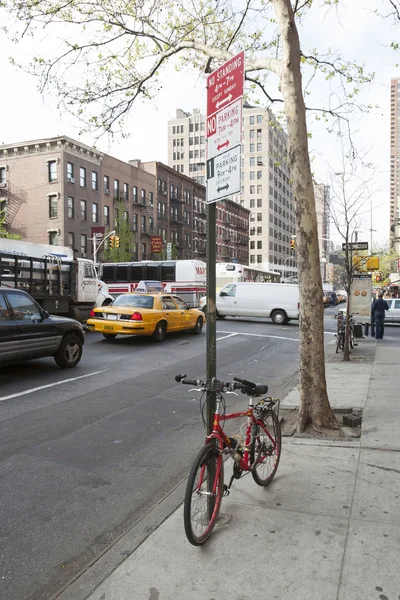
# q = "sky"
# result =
<box><xmin>0</xmin><ymin>0</ymin><xmax>398</xmax><ymax>246</ymax></box>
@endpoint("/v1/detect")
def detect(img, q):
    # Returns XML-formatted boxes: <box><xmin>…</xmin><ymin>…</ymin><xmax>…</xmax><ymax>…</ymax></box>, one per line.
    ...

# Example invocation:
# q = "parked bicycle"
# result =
<box><xmin>336</xmin><ymin>310</ymin><xmax>355</xmax><ymax>354</ymax></box>
<box><xmin>175</xmin><ymin>374</ymin><xmax>281</xmax><ymax>546</ymax></box>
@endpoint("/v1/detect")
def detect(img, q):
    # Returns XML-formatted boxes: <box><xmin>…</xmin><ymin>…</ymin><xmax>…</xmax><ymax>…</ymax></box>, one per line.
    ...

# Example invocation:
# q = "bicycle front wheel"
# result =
<box><xmin>184</xmin><ymin>442</ymin><xmax>224</xmax><ymax>546</ymax></box>
<box><xmin>250</xmin><ymin>410</ymin><xmax>281</xmax><ymax>487</ymax></box>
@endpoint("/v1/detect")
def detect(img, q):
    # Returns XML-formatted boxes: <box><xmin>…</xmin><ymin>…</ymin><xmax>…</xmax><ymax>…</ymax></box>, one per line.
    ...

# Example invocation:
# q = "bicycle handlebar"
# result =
<box><xmin>175</xmin><ymin>374</ymin><xmax>268</xmax><ymax>396</ymax></box>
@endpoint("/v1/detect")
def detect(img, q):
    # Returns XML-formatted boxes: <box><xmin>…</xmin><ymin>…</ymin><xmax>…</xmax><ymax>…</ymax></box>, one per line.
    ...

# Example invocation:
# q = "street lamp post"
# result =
<box><xmin>282</xmin><ymin>255</ymin><xmax>293</xmax><ymax>280</ymax></box>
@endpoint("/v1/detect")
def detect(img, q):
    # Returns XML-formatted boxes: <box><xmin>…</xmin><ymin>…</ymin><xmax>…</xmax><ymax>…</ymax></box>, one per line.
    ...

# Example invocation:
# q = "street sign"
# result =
<box><xmin>206</xmin><ymin>98</ymin><xmax>242</xmax><ymax>160</ymax></box>
<box><xmin>206</xmin><ymin>144</ymin><xmax>241</xmax><ymax>203</ymax></box>
<box><xmin>206</xmin><ymin>51</ymin><xmax>244</xmax><ymax>117</ymax></box>
<box><xmin>166</xmin><ymin>242</ymin><xmax>172</xmax><ymax>260</ymax></box>
<box><xmin>342</xmin><ymin>242</ymin><xmax>368</xmax><ymax>251</ymax></box>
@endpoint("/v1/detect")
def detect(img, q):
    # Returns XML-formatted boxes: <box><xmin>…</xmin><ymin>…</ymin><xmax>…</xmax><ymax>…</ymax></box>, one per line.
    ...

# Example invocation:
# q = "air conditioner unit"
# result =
<box><xmin>163</xmin><ymin>190</ymin><xmax>167</xmax><ymax>196</ymax></box>
<box><xmin>105</xmin><ymin>189</ymin><xmax>110</xmax><ymax>195</ymax></box>
<box><xmin>67</xmin><ymin>176</ymin><xmax>75</xmax><ymax>183</ymax></box>
<box><xmin>82</xmin><ymin>253</ymin><xmax>88</xmax><ymax>258</ymax></box>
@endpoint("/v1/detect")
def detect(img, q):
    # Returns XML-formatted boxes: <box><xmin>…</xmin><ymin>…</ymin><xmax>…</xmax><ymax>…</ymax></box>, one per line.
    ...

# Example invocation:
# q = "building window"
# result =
<box><xmin>250</xmin><ymin>199</ymin><xmax>255</xmax><ymax>208</ymax></box>
<box><xmin>92</xmin><ymin>203</ymin><xmax>98</xmax><ymax>223</ymax></box>
<box><xmin>257</xmin><ymin>143</ymin><xmax>262</xmax><ymax>152</ymax></box>
<box><xmin>123</xmin><ymin>182</ymin><xmax>129</xmax><ymax>201</ymax></box>
<box><xmin>67</xmin><ymin>196</ymin><xmax>74</xmax><ymax>218</ymax></box>
<box><xmin>250</xmin><ymin>116</ymin><xmax>255</xmax><ymax>124</ymax></box>
<box><xmin>250</xmin><ymin>255</ymin><xmax>255</xmax><ymax>263</ymax></box>
<box><xmin>250</xmin><ymin>144</ymin><xmax>255</xmax><ymax>152</ymax></box>
<box><xmin>68</xmin><ymin>232</ymin><xmax>74</xmax><ymax>248</ymax></box>
<box><xmin>104</xmin><ymin>205</ymin><xmax>110</xmax><ymax>225</ymax></box>
<box><xmin>257</xmin><ymin>115</ymin><xmax>263</xmax><ymax>124</ymax></box>
<box><xmin>81</xmin><ymin>234</ymin><xmax>87</xmax><ymax>255</ymax></box>
<box><xmin>141</xmin><ymin>189</ymin><xmax>146</xmax><ymax>205</ymax></box>
<box><xmin>257</xmin><ymin>227</ymin><xmax>262</xmax><ymax>235</ymax></box>
<box><xmin>250</xmin><ymin>157</ymin><xmax>255</xmax><ymax>166</ymax></box>
<box><xmin>133</xmin><ymin>186</ymin><xmax>138</xmax><ymax>203</ymax></box>
<box><xmin>257</xmin><ymin>171</ymin><xmax>262</xmax><ymax>179</ymax></box>
<box><xmin>67</xmin><ymin>162</ymin><xmax>74</xmax><ymax>182</ymax></box>
<box><xmin>80</xmin><ymin>167</ymin><xmax>86</xmax><ymax>187</ymax></box>
<box><xmin>257</xmin><ymin>255</ymin><xmax>262</xmax><ymax>263</ymax></box>
<box><xmin>257</xmin><ymin>185</ymin><xmax>262</xmax><ymax>193</ymax></box>
<box><xmin>250</xmin><ymin>171</ymin><xmax>255</xmax><ymax>180</ymax></box>
<box><xmin>257</xmin><ymin>240</ymin><xmax>262</xmax><ymax>249</ymax></box>
<box><xmin>48</xmin><ymin>161</ymin><xmax>57</xmax><ymax>182</ymax></box>
<box><xmin>81</xmin><ymin>200</ymin><xmax>87</xmax><ymax>220</ymax></box>
<box><xmin>257</xmin><ymin>199</ymin><xmax>262</xmax><ymax>207</ymax></box>
<box><xmin>49</xmin><ymin>195</ymin><xmax>58</xmax><ymax>218</ymax></box>
<box><xmin>48</xmin><ymin>231</ymin><xmax>59</xmax><ymax>245</ymax></box>
<box><xmin>104</xmin><ymin>175</ymin><xmax>110</xmax><ymax>193</ymax></box>
<box><xmin>250</xmin><ymin>241</ymin><xmax>255</xmax><ymax>249</ymax></box>
<box><xmin>92</xmin><ymin>171</ymin><xmax>98</xmax><ymax>191</ymax></box>
<box><xmin>132</xmin><ymin>214</ymin><xmax>137</xmax><ymax>231</ymax></box>
<box><xmin>141</xmin><ymin>215</ymin><xmax>146</xmax><ymax>232</ymax></box>
<box><xmin>149</xmin><ymin>191</ymin><xmax>154</xmax><ymax>206</ymax></box>
<box><xmin>114</xmin><ymin>179</ymin><xmax>119</xmax><ymax>198</ymax></box>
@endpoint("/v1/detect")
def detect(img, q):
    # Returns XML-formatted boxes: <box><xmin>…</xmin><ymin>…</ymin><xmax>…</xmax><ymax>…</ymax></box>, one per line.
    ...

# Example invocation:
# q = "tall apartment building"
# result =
<box><xmin>390</xmin><ymin>77</ymin><xmax>400</xmax><ymax>253</ymax></box>
<box><xmin>314</xmin><ymin>182</ymin><xmax>331</xmax><ymax>281</ymax></box>
<box><xmin>167</xmin><ymin>105</ymin><xmax>296</xmax><ymax>275</ymax></box>
<box><xmin>0</xmin><ymin>136</ymin><xmax>156</xmax><ymax>260</ymax></box>
<box><xmin>167</xmin><ymin>109</ymin><xmax>206</xmax><ymax>184</ymax></box>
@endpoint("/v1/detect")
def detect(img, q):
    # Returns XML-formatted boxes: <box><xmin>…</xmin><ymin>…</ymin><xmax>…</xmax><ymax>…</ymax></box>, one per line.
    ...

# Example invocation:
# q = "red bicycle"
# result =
<box><xmin>176</xmin><ymin>374</ymin><xmax>281</xmax><ymax>546</ymax></box>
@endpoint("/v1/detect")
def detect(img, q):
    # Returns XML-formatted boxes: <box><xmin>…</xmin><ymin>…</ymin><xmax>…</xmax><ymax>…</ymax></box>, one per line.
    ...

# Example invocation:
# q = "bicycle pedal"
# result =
<box><xmin>223</xmin><ymin>484</ymin><xmax>230</xmax><ymax>497</ymax></box>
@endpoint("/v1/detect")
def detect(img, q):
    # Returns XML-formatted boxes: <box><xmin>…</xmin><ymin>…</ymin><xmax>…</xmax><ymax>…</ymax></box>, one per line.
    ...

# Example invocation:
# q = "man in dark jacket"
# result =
<box><xmin>371</xmin><ymin>293</ymin><xmax>389</xmax><ymax>339</ymax></box>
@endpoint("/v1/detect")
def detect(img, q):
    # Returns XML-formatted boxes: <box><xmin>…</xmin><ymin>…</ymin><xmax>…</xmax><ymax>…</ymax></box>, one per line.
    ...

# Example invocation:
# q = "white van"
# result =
<box><xmin>200</xmin><ymin>282</ymin><xmax>300</xmax><ymax>324</ymax></box>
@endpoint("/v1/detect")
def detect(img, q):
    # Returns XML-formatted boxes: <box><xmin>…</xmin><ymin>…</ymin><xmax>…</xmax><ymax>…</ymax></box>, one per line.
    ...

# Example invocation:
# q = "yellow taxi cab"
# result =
<box><xmin>86</xmin><ymin>292</ymin><xmax>206</xmax><ymax>342</ymax></box>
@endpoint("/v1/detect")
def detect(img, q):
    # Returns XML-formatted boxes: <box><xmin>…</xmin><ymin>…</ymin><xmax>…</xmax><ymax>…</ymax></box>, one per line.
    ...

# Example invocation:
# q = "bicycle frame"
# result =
<box><xmin>197</xmin><ymin>394</ymin><xmax>278</xmax><ymax>496</ymax></box>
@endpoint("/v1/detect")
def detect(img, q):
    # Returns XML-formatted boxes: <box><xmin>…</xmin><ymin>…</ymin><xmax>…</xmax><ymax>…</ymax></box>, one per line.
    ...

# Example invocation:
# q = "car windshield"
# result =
<box><xmin>112</xmin><ymin>295</ymin><xmax>154</xmax><ymax>309</ymax></box>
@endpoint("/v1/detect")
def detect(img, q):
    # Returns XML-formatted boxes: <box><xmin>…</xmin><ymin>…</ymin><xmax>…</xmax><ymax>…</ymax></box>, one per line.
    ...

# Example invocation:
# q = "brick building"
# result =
<box><xmin>0</xmin><ymin>135</ymin><xmax>249</xmax><ymax>265</ymax></box>
<box><xmin>0</xmin><ymin>136</ymin><xmax>156</xmax><ymax>260</ymax></box>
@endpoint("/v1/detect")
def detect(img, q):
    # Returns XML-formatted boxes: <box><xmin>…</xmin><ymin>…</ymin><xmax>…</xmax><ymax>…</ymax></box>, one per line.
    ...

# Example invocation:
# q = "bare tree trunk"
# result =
<box><xmin>272</xmin><ymin>0</ymin><xmax>338</xmax><ymax>431</ymax></box>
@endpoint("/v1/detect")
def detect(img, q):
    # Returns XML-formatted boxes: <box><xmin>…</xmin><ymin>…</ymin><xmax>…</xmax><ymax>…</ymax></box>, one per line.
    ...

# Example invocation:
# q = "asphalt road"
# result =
<box><xmin>0</xmin><ymin>309</ymin><xmax>348</xmax><ymax>600</ymax></box>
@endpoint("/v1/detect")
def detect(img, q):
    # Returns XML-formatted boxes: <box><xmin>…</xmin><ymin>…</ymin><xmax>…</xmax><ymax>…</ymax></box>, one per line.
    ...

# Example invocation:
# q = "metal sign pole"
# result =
<box><xmin>206</xmin><ymin>199</ymin><xmax>217</xmax><ymax>434</ymax></box>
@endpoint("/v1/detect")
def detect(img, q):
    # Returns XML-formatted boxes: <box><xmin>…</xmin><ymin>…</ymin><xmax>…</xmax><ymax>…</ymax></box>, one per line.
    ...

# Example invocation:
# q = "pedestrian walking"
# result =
<box><xmin>330</xmin><ymin>291</ymin><xmax>337</xmax><ymax>307</ymax></box>
<box><xmin>371</xmin><ymin>293</ymin><xmax>389</xmax><ymax>339</ymax></box>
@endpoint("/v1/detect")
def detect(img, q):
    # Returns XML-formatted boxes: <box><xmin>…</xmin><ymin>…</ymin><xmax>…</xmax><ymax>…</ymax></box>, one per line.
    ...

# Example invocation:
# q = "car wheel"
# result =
<box><xmin>216</xmin><ymin>310</ymin><xmax>225</xmax><ymax>320</ymax></box>
<box><xmin>54</xmin><ymin>333</ymin><xmax>83</xmax><ymax>368</ymax></box>
<box><xmin>271</xmin><ymin>310</ymin><xmax>287</xmax><ymax>325</ymax></box>
<box><xmin>152</xmin><ymin>321</ymin><xmax>167</xmax><ymax>342</ymax></box>
<box><xmin>102</xmin><ymin>333</ymin><xmax>117</xmax><ymax>340</ymax></box>
<box><xmin>192</xmin><ymin>317</ymin><xmax>203</xmax><ymax>335</ymax></box>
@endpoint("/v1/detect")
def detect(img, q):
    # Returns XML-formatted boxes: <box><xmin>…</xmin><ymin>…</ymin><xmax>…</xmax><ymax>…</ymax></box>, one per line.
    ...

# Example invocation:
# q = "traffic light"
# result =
<box><xmin>115</xmin><ymin>236</ymin><xmax>120</xmax><ymax>248</ymax></box>
<box><xmin>290</xmin><ymin>238</ymin><xmax>295</xmax><ymax>250</ymax></box>
<box><xmin>110</xmin><ymin>235</ymin><xmax>115</xmax><ymax>248</ymax></box>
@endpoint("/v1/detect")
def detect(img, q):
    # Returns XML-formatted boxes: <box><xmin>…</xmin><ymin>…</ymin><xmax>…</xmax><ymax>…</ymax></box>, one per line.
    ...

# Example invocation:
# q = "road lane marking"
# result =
<box><xmin>216</xmin><ymin>330</ymin><xmax>298</xmax><ymax>342</ymax></box>
<box><xmin>0</xmin><ymin>370</ymin><xmax>108</xmax><ymax>403</ymax></box>
<box><xmin>216</xmin><ymin>330</ymin><xmax>336</xmax><ymax>341</ymax></box>
<box><xmin>216</xmin><ymin>333</ymin><xmax>238</xmax><ymax>341</ymax></box>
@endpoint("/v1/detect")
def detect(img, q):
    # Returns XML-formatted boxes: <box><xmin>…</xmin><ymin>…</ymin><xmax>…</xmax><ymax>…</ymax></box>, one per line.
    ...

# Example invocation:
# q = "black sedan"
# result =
<box><xmin>0</xmin><ymin>287</ymin><xmax>84</xmax><ymax>368</ymax></box>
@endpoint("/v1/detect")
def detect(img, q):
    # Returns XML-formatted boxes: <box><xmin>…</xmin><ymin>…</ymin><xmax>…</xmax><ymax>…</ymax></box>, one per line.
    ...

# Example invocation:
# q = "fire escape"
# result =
<box><xmin>0</xmin><ymin>182</ymin><xmax>27</xmax><ymax>236</ymax></box>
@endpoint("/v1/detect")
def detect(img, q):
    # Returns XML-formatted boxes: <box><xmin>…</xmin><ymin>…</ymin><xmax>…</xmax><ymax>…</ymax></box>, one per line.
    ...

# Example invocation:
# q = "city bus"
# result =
<box><xmin>216</xmin><ymin>262</ymin><xmax>281</xmax><ymax>291</ymax></box>
<box><xmin>99</xmin><ymin>260</ymin><xmax>207</xmax><ymax>307</ymax></box>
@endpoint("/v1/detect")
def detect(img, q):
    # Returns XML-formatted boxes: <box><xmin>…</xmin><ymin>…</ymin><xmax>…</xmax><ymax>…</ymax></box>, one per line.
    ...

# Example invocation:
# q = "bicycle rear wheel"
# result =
<box><xmin>336</xmin><ymin>331</ymin><xmax>344</xmax><ymax>353</ymax></box>
<box><xmin>184</xmin><ymin>442</ymin><xmax>224</xmax><ymax>546</ymax></box>
<box><xmin>250</xmin><ymin>410</ymin><xmax>281</xmax><ymax>486</ymax></box>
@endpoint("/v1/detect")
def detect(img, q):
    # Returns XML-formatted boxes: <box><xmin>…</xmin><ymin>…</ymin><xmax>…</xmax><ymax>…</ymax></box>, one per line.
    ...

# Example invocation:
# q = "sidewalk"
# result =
<box><xmin>57</xmin><ymin>338</ymin><xmax>400</xmax><ymax>600</ymax></box>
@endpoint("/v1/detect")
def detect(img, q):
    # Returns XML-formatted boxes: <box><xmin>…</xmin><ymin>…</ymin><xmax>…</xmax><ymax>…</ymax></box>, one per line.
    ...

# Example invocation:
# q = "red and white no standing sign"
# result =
<box><xmin>206</xmin><ymin>51</ymin><xmax>244</xmax><ymax>204</ymax></box>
